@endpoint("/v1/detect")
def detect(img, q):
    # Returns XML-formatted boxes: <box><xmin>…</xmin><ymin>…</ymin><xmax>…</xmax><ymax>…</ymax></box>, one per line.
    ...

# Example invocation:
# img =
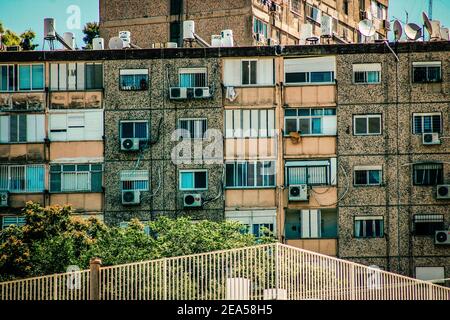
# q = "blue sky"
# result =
<box><xmin>0</xmin><ymin>0</ymin><xmax>449</xmax><ymax>47</ymax></box>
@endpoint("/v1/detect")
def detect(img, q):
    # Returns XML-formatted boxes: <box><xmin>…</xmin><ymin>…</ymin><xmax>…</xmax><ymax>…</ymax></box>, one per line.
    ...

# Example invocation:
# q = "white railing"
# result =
<box><xmin>1</xmin><ymin>243</ymin><xmax>449</xmax><ymax>300</ymax></box>
<box><xmin>0</xmin><ymin>270</ymin><xmax>90</xmax><ymax>300</ymax></box>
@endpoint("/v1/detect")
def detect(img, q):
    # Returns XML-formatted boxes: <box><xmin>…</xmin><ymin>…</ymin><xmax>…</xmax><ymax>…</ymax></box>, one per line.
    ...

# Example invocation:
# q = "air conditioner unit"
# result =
<box><xmin>193</xmin><ymin>87</ymin><xmax>211</xmax><ymax>98</ymax></box>
<box><xmin>121</xmin><ymin>138</ymin><xmax>141</xmax><ymax>151</ymax></box>
<box><xmin>122</xmin><ymin>190</ymin><xmax>141</xmax><ymax>205</ymax></box>
<box><xmin>169</xmin><ymin>87</ymin><xmax>187</xmax><ymax>99</ymax></box>
<box><xmin>422</xmin><ymin>133</ymin><xmax>441</xmax><ymax>145</ymax></box>
<box><xmin>434</xmin><ymin>230</ymin><xmax>450</xmax><ymax>245</ymax></box>
<box><xmin>436</xmin><ymin>185</ymin><xmax>450</xmax><ymax>200</ymax></box>
<box><xmin>183</xmin><ymin>194</ymin><xmax>202</xmax><ymax>208</ymax></box>
<box><xmin>288</xmin><ymin>184</ymin><xmax>308</xmax><ymax>201</ymax></box>
<box><xmin>0</xmin><ymin>192</ymin><xmax>9</xmax><ymax>207</ymax></box>
<box><xmin>255</xmin><ymin>33</ymin><xmax>266</xmax><ymax>44</ymax></box>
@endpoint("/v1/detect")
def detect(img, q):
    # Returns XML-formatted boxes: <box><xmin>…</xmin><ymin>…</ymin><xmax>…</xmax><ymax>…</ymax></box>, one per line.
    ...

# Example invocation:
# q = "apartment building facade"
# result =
<box><xmin>99</xmin><ymin>0</ymin><xmax>389</xmax><ymax>48</ymax></box>
<box><xmin>0</xmin><ymin>41</ymin><xmax>448</xmax><ymax>283</ymax></box>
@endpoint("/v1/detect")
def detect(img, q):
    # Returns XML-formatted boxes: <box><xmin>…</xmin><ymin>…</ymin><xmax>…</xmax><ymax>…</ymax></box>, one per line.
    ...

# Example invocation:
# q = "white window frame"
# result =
<box><xmin>353</xmin><ymin>165</ymin><xmax>383</xmax><ymax>186</ymax></box>
<box><xmin>178</xmin><ymin>118</ymin><xmax>207</xmax><ymax>139</ymax></box>
<box><xmin>119</xmin><ymin>68</ymin><xmax>149</xmax><ymax>91</ymax></box>
<box><xmin>225</xmin><ymin>161</ymin><xmax>276</xmax><ymax>189</ymax></box>
<box><xmin>305</xmin><ymin>3</ymin><xmax>321</xmax><ymax>24</ymax></box>
<box><xmin>120</xmin><ymin>170</ymin><xmax>149</xmax><ymax>191</ymax></box>
<box><xmin>412</xmin><ymin>61</ymin><xmax>442</xmax><ymax>83</ymax></box>
<box><xmin>0</xmin><ymin>64</ymin><xmax>15</xmax><ymax>92</ymax></box>
<box><xmin>241</xmin><ymin>59</ymin><xmax>258</xmax><ymax>86</ymax></box>
<box><xmin>225</xmin><ymin>210</ymin><xmax>277</xmax><ymax>237</ymax></box>
<box><xmin>284</xmin><ymin>108</ymin><xmax>336</xmax><ymax>136</ymax></box>
<box><xmin>352</xmin><ymin>63</ymin><xmax>381</xmax><ymax>84</ymax></box>
<box><xmin>179</xmin><ymin>169</ymin><xmax>208</xmax><ymax>191</ymax></box>
<box><xmin>353</xmin><ymin>114</ymin><xmax>382</xmax><ymax>135</ymax></box>
<box><xmin>412</xmin><ymin>112</ymin><xmax>442</xmax><ymax>134</ymax></box>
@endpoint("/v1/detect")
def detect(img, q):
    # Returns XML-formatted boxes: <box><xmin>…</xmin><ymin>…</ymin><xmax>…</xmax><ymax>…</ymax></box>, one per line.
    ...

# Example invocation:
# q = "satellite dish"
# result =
<box><xmin>358</xmin><ymin>19</ymin><xmax>376</xmax><ymax>37</ymax></box>
<box><xmin>404</xmin><ymin>23</ymin><xmax>422</xmax><ymax>40</ymax></box>
<box><xmin>393</xmin><ymin>20</ymin><xmax>403</xmax><ymax>41</ymax></box>
<box><xmin>108</xmin><ymin>37</ymin><xmax>124</xmax><ymax>49</ymax></box>
<box><xmin>422</xmin><ymin>11</ymin><xmax>433</xmax><ymax>36</ymax></box>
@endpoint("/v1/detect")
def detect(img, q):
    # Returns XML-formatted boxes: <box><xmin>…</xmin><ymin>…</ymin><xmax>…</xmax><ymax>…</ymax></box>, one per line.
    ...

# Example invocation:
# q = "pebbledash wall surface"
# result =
<box><xmin>0</xmin><ymin>41</ymin><xmax>449</xmax><ymax>281</ymax></box>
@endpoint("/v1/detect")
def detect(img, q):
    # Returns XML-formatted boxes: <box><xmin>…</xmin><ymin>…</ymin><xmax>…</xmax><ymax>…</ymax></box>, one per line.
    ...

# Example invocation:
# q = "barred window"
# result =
<box><xmin>225</xmin><ymin>161</ymin><xmax>276</xmax><ymax>188</ymax></box>
<box><xmin>120</xmin><ymin>170</ymin><xmax>149</xmax><ymax>191</ymax></box>
<box><xmin>413</xmin><ymin>214</ymin><xmax>444</xmax><ymax>236</ymax></box>
<box><xmin>413</xmin><ymin>113</ymin><xmax>441</xmax><ymax>134</ymax></box>
<box><xmin>413</xmin><ymin>163</ymin><xmax>443</xmax><ymax>186</ymax></box>
<box><xmin>50</xmin><ymin>164</ymin><xmax>103</xmax><ymax>192</ymax></box>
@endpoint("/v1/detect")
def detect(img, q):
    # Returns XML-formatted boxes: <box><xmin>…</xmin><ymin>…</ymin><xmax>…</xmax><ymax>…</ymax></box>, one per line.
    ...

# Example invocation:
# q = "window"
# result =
<box><xmin>343</xmin><ymin>0</ymin><xmax>349</xmax><ymax>15</ymax></box>
<box><xmin>0</xmin><ymin>64</ymin><xmax>15</xmax><ymax>92</ymax></box>
<box><xmin>225</xmin><ymin>109</ymin><xmax>275</xmax><ymax>138</ymax></box>
<box><xmin>179</xmin><ymin>170</ymin><xmax>208</xmax><ymax>190</ymax></box>
<box><xmin>49</xmin><ymin>111</ymin><xmax>103</xmax><ymax>141</ymax></box>
<box><xmin>170</xmin><ymin>0</ymin><xmax>182</xmax><ymax>15</ymax></box>
<box><xmin>0</xmin><ymin>165</ymin><xmax>45</xmax><ymax>192</ymax></box>
<box><xmin>178</xmin><ymin>118</ymin><xmax>207</xmax><ymax>139</ymax></box>
<box><xmin>305</xmin><ymin>4</ymin><xmax>321</xmax><ymax>23</ymax></box>
<box><xmin>0</xmin><ymin>114</ymin><xmax>45</xmax><ymax>143</ymax></box>
<box><xmin>353</xmin><ymin>115</ymin><xmax>382</xmax><ymax>135</ymax></box>
<box><xmin>355</xmin><ymin>216</ymin><xmax>384</xmax><ymax>238</ymax></box>
<box><xmin>119</xmin><ymin>69</ymin><xmax>148</xmax><ymax>91</ymax></box>
<box><xmin>354</xmin><ymin>166</ymin><xmax>382</xmax><ymax>186</ymax></box>
<box><xmin>413</xmin><ymin>163</ymin><xmax>443</xmax><ymax>186</ymax></box>
<box><xmin>284</xmin><ymin>108</ymin><xmax>336</xmax><ymax>135</ymax></box>
<box><xmin>225</xmin><ymin>161</ymin><xmax>276</xmax><ymax>188</ymax></box>
<box><xmin>371</xmin><ymin>1</ymin><xmax>387</xmax><ymax>20</ymax></box>
<box><xmin>300</xmin><ymin>209</ymin><xmax>321</xmax><ymax>238</ymax></box>
<box><xmin>120</xmin><ymin>120</ymin><xmax>148</xmax><ymax>139</ymax></box>
<box><xmin>412</xmin><ymin>62</ymin><xmax>441</xmax><ymax>83</ymax></box>
<box><xmin>286</xmin><ymin>159</ymin><xmax>336</xmax><ymax>186</ymax></box>
<box><xmin>50</xmin><ymin>164</ymin><xmax>103</xmax><ymax>192</ymax></box>
<box><xmin>50</xmin><ymin>63</ymin><xmax>85</xmax><ymax>91</ymax></box>
<box><xmin>413</xmin><ymin>214</ymin><xmax>444</xmax><ymax>236</ymax></box>
<box><xmin>353</xmin><ymin>63</ymin><xmax>381</xmax><ymax>84</ymax></box>
<box><xmin>290</xmin><ymin>0</ymin><xmax>300</xmax><ymax>14</ymax></box>
<box><xmin>225</xmin><ymin>209</ymin><xmax>277</xmax><ymax>237</ymax></box>
<box><xmin>415</xmin><ymin>267</ymin><xmax>445</xmax><ymax>284</ymax></box>
<box><xmin>179</xmin><ymin>68</ymin><xmax>207</xmax><ymax>87</ymax></box>
<box><xmin>253</xmin><ymin>223</ymin><xmax>274</xmax><ymax>237</ymax></box>
<box><xmin>241</xmin><ymin>60</ymin><xmax>257</xmax><ymax>85</ymax></box>
<box><xmin>120</xmin><ymin>170</ymin><xmax>149</xmax><ymax>191</ymax></box>
<box><xmin>18</xmin><ymin>64</ymin><xmax>44</xmax><ymax>91</ymax></box>
<box><xmin>286</xmin><ymin>209</ymin><xmax>337</xmax><ymax>239</ymax></box>
<box><xmin>412</xmin><ymin>113</ymin><xmax>441</xmax><ymax>134</ymax></box>
<box><xmin>253</xmin><ymin>18</ymin><xmax>268</xmax><ymax>38</ymax></box>
<box><xmin>85</xmin><ymin>63</ymin><xmax>103</xmax><ymax>89</ymax></box>
<box><xmin>284</xmin><ymin>57</ymin><xmax>335</xmax><ymax>84</ymax></box>
<box><xmin>2</xmin><ymin>216</ymin><xmax>26</xmax><ymax>229</ymax></box>
<box><xmin>170</xmin><ymin>21</ymin><xmax>181</xmax><ymax>44</ymax></box>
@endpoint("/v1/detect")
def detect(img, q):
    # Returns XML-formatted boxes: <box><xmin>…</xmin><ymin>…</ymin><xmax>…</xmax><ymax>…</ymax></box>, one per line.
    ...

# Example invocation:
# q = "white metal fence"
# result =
<box><xmin>1</xmin><ymin>243</ymin><xmax>449</xmax><ymax>300</ymax></box>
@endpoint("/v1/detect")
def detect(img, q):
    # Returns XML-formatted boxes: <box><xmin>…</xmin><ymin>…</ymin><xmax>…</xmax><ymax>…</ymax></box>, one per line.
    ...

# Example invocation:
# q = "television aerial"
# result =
<box><xmin>393</xmin><ymin>20</ymin><xmax>403</xmax><ymax>41</ymax></box>
<box><xmin>404</xmin><ymin>23</ymin><xmax>422</xmax><ymax>41</ymax></box>
<box><xmin>358</xmin><ymin>19</ymin><xmax>376</xmax><ymax>40</ymax></box>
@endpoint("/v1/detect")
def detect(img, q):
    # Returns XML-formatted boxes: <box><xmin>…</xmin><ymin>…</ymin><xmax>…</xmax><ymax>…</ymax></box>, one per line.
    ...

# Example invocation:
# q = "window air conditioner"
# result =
<box><xmin>122</xmin><ymin>190</ymin><xmax>141</xmax><ymax>205</ymax></box>
<box><xmin>435</xmin><ymin>230</ymin><xmax>450</xmax><ymax>245</ymax></box>
<box><xmin>288</xmin><ymin>184</ymin><xmax>308</xmax><ymax>201</ymax></box>
<box><xmin>121</xmin><ymin>138</ymin><xmax>141</xmax><ymax>151</ymax></box>
<box><xmin>422</xmin><ymin>133</ymin><xmax>441</xmax><ymax>145</ymax></box>
<box><xmin>436</xmin><ymin>185</ymin><xmax>450</xmax><ymax>200</ymax></box>
<box><xmin>183</xmin><ymin>194</ymin><xmax>202</xmax><ymax>208</ymax></box>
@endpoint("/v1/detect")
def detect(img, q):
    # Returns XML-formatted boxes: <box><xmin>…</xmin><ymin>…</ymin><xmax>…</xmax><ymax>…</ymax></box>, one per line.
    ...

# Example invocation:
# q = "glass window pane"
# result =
<box><xmin>423</xmin><ymin>116</ymin><xmax>432</xmax><ymax>133</ymax></box>
<box><xmin>50</xmin><ymin>172</ymin><xmax>61</xmax><ymax>192</ymax></box>
<box><xmin>242</xmin><ymin>61</ymin><xmax>249</xmax><ymax>85</ymax></box>
<box><xmin>194</xmin><ymin>171</ymin><xmax>207</xmax><ymax>189</ymax></box>
<box><xmin>298</xmin><ymin>109</ymin><xmax>310</xmax><ymax>116</ymax></box>
<box><xmin>354</xmin><ymin>170</ymin><xmax>367</xmax><ymax>185</ymax></box>
<box><xmin>311</xmin><ymin>118</ymin><xmax>321</xmax><ymax>134</ymax></box>
<box><xmin>413</xmin><ymin>116</ymin><xmax>422</xmax><ymax>133</ymax></box>
<box><xmin>247</xmin><ymin>162</ymin><xmax>255</xmax><ymax>187</ymax></box>
<box><xmin>413</xmin><ymin>67</ymin><xmax>427</xmax><ymax>82</ymax></box>
<box><xmin>368</xmin><ymin>117</ymin><xmax>381</xmax><ymax>134</ymax></box>
<box><xmin>91</xmin><ymin>172</ymin><xmax>102</xmax><ymax>192</ymax></box>
<box><xmin>311</xmin><ymin>71</ymin><xmax>332</xmax><ymax>83</ymax></box>
<box><xmin>134</xmin><ymin>122</ymin><xmax>148</xmax><ymax>139</ymax></box>
<box><xmin>368</xmin><ymin>170</ymin><xmax>381</xmax><ymax>184</ymax></box>
<box><xmin>285</xmin><ymin>109</ymin><xmax>297</xmax><ymax>117</ymax></box>
<box><xmin>32</xmin><ymin>65</ymin><xmax>44</xmax><ymax>90</ymax></box>
<box><xmin>250</xmin><ymin>61</ymin><xmax>257</xmax><ymax>84</ymax></box>
<box><xmin>285</xmin><ymin>119</ymin><xmax>297</xmax><ymax>133</ymax></box>
<box><xmin>367</xmin><ymin>71</ymin><xmax>379</xmax><ymax>83</ymax></box>
<box><xmin>299</xmin><ymin>119</ymin><xmax>310</xmax><ymax>134</ymax></box>
<box><xmin>19</xmin><ymin>65</ymin><xmax>31</xmax><ymax>90</ymax></box>
<box><xmin>366</xmin><ymin>220</ymin><xmax>374</xmax><ymax>237</ymax></box>
<box><xmin>121</xmin><ymin>122</ymin><xmax>134</xmax><ymax>138</ymax></box>
<box><xmin>225</xmin><ymin>163</ymin><xmax>234</xmax><ymax>187</ymax></box>
<box><xmin>285</xmin><ymin>72</ymin><xmax>307</xmax><ymax>83</ymax></box>
<box><xmin>354</xmin><ymin>71</ymin><xmax>365</xmax><ymax>83</ymax></box>
<box><xmin>180</xmin><ymin>172</ymin><xmax>193</xmax><ymax>189</ymax></box>
<box><xmin>77</xmin><ymin>172</ymin><xmax>90</xmax><ymax>190</ymax></box>
<box><xmin>427</xmin><ymin>67</ymin><xmax>441</xmax><ymax>82</ymax></box>
<box><xmin>354</xmin><ymin>117</ymin><xmax>367</xmax><ymax>134</ymax></box>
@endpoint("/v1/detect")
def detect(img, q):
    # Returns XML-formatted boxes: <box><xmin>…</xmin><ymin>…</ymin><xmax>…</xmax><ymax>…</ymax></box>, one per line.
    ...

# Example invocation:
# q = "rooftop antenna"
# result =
<box><xmin>43</xmin><ymin>18</ymin><xmax>73</xmax><ymax>50</ymax></box>
<box><xmin>358</xmin><ymin>19</ymin><xmax>376</xmax><ymax>42</ymax></box>
<box><xmin>393</xmin><ymin>20</ymin><xmax>403</xmax><ymax>41</ymax></box>
<box><xmin>428</xmin><ymin>0</ymin><xmax>433</xmax><ymax>20</ymax></box>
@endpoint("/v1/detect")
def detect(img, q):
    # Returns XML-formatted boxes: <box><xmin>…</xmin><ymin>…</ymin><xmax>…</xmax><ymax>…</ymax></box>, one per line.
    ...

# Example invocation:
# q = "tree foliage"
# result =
<box><xmin>0</xmin><ymin>202</ymin><xmax>275</xmax><ymax>281</ymax></box>
<box><xmin>82</xmin><ymin>22</ymin><xmax>99</xmax><ymax>49</ymax></box>
<box><xmin>0</xmin><ymin>21</ymin><xmax>38</xmax><ymax>50</ymax></box>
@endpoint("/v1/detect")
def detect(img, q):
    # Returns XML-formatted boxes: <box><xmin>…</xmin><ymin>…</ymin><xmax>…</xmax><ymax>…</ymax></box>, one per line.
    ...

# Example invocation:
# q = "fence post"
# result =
<box><xmin>350</xmin><ymin>264</ymin><xmax>355</xmax><ymax>300</ymax></box>
<box><xmin>428</xmin><ymin>283</ymin><xmax>434</xmax><ymax>300</ymax></box>
<box><xmin>53</xmin><ymin>274</ymin><xmax>57</xmax><ymax>300</ymax></box>
<box><xmin>89</xmin><ymin>258</ymin><xmax>102</xmax><ymax>300</ymax></box>
<box><xmin>275</xmin><ymin>243</ymin><xmax>280</xmax><ymax>300</ymax></box>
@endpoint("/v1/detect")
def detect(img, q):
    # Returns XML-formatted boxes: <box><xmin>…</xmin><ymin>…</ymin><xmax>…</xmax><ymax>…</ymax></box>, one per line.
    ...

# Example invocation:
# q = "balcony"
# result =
<box><xmin>50</xmin><ymin>193</ymin><xmax>103</xmax><ymax>212</ymax></box>
<box><xmin>50</xmin><ymin>91</ymin><xmax>102</xmax><ymax>109</ymax></box>
<box><xmin>0</xmin><ymin>92</ymin><xmax>45</xmax><ymax>111</ymax></box>
<box><xmin>223</xmin><ymin>86</ymin><xmax>276</xmax><ymax>106</ymax></box>
<box><xmin>225</xmin><ymin>189</ymin><xmax>276</xmax><ymax>208</ymax></box>
<box><xmin>225</xmin><ymin>138</ymin><xmax>277</xmax><ymax>159</ymax></box>
<box><xmin>284</xmin><ymin>85</ymin><xmax>335</xmax><ymax>107</ymax></box>
<box><xmin>0</xmin><ymin>143</ymin><xmax>45</xmax><ymax>162</ymax></box>
<box><xmin>284</xmin><ymin>136</ymin><xmax>336</xmax><ymax>158</ymax></box>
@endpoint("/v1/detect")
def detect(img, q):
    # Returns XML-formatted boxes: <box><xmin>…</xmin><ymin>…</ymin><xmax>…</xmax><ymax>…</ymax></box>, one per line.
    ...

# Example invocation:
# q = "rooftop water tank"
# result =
<box><xmin>221</xmin><ymin>29</ymin><xmax>234</xmax><ymax>47</ymax></box>
<box><xmin>183</xmin><ymin>20</ymin><xmax>195</xmax><ymax>40</ymax></box>
<box><xmin>44</xmin><ymin>18</ymin><xmax>56</xmax><ymax>39</ymax></box>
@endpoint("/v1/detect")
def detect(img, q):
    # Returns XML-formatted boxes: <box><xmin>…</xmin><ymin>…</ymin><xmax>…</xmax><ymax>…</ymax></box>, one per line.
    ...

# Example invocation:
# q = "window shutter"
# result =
<box><xmin>267</xmin><ymin>110</ymin><xmax>275</xmax><ymax>137</ymax></box>
<box><xmin>49</xmin><ymin>113</ymin><xmax>68</xmax><ymax>141</ymax></box>
<box><xmin>242</xmin><ymin>110</ymin><xmax>250</xmax><ymax>137</ymax></box>
<box><xmin>9</xmin><ymin>114</ymin><xmax>18</xmax><ymax>142</ymax></box>
<box><xmin>301</xmin><ymin>210</ymin><xmax>311</xmax><ymax>238</ymax></box>
<box><xmin>225</xmin><ymin>110</ymin><xmax>233</xmax><ymax>138</ymax></box>
<box><xmin>322</xmin><ymin>115</ymin><xmax>337</xmax><ymax>135</ymax></box>
<box><xmin>18</xmin><ymin>115</ymin><xmax>27</xmax><ymax>142</ymax></box>
<box><xmin>77</xmin><ymin>63</ymin><xmax>85</xmax><ymax>90</ymax></box>
<box><xmin>259</xmin><ymin>109</ymin><xmax>267</xmax><ymax>137</ymax></box>
<box><xmin>223</xmin><ymin>60</ymin><xmax>241</xmax><ymax>86</ymax></box>
<box><xmin>310</xmin><ymin>210</ymin><xmax>321</xmax><ymax>238</ymax></box>
<box><xmin>67</xmin><ymin>114</ymin><xmax>85</xmax><ymax>140</ymax></box>
<box><xmin>330</xmin><ymin>158</ymin><xmax>337</xmax><ymax>185</ymax></box>
<box><xmin>26</xmin><ymin>114</ymin><xmax>37</xmax><ymax>142</ymax></box>
<box><xmin>233</xmin><ymin>109</ymin><xmax>241</xmax><ymax>138</ymax></box>
<box><xmin>67</xmin><ymin>63</ymin><xmax>77</xmax><ymax>90</ymax></box>
<box><xmin>84</xmin><ymin>110</ymin><xmax>103</xmax><ymax>140</ymax></box>
<box><xmin>50</xmin><ymin>64</ymin><xmax>59</xmax><ymax>90</ymax></box>
<box><xmin>0</xmin><ymin>116</ymin><xmax>9</xmax><ymax>142</ymax></box>
<box><xmin>58</xmin><ymin>63</ymin><xmax>67</xmax><ymax>91</ymax></box>
<box><xmin>257</xmin><ymin>59</ymin><xmax>274</xmax><ymax>85</ymax></box>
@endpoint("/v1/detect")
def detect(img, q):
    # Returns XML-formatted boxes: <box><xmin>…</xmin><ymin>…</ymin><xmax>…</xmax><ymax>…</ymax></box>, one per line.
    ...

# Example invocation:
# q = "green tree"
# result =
<box><xmin>1</xmin><ymin>29</ymin><xmax>20</xmax><ymax>46</ymax></box>
<box><xmin>82</xmin><ymin>22</ymin><xmax>99</xmax><ymax>49</ymax></box>
<box><xmin>20</xmin><ymin>29</ymin><xmax>39</xmax><ymax>51</ymax></box>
